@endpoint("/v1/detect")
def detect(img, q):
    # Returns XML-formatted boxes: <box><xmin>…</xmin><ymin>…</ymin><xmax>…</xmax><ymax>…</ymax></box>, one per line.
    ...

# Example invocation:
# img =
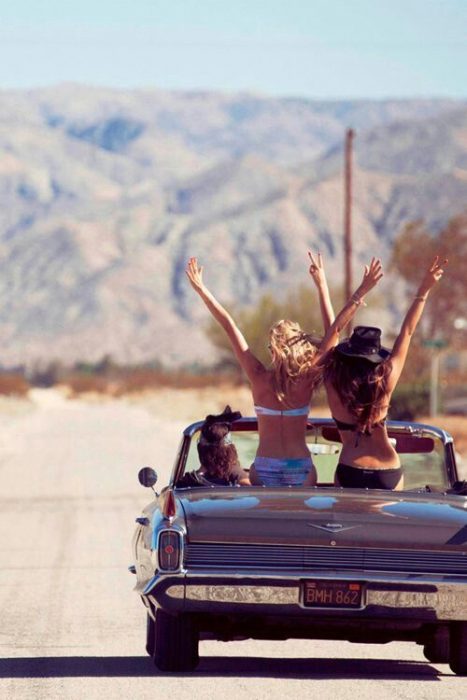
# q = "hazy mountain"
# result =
<box><xmin>0</xmin><ymin>85</ymin><xmax>465</xmax><ymax>368</ymax></box>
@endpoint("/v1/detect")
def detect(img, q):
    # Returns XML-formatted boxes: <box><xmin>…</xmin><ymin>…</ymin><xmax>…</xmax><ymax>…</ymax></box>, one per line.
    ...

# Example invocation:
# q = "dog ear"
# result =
<box><xmin>204</xmin><ymin>407</ymin><xmax>242</xmax><ymax>427</ymax></box>
<box><xmin>221</xmin><ymin>405</ymin><xmax>242</xmax><ymax>421</ymax></box>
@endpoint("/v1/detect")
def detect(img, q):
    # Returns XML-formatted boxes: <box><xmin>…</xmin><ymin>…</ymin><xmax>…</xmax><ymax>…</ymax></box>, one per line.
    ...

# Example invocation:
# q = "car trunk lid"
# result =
<box><xmin>178</xmin><ymin>487</ymin><xmax>467</xmax><ymax>550</ymax></box>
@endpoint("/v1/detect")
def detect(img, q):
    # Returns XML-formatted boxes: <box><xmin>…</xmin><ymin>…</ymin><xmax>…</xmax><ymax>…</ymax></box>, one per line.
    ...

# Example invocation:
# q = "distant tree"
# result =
<box><xmin>390</xmin><ymin>213</ymin><xmax>467</xmax><ymax>343</ymax></box>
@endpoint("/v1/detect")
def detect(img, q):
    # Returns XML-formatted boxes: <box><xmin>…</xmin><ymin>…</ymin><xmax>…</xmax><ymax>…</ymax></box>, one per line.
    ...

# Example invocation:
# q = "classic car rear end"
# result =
<box><xmin>131</xmin><ymin>418</ymin><xmax>467</xmax><ymax>674</ymax></box>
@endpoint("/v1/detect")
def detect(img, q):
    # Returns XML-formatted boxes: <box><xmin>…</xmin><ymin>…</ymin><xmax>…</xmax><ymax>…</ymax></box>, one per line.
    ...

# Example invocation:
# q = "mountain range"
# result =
<box><xmin>0</xmin><ymin>84</ymin><xmax>466</xmax><ymax>368</ymax></box>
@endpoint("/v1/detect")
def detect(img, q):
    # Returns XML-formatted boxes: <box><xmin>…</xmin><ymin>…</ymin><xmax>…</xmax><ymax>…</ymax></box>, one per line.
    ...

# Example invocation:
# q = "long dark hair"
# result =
<box><xmin>197</xmin><ymin>423</ymin><xmax>241</xmax><ymax>480</ymax></box>
<box><xmin>324</xmin><ymin>350</ymin><xmax>393</xmax><ymax>433</ymax></box>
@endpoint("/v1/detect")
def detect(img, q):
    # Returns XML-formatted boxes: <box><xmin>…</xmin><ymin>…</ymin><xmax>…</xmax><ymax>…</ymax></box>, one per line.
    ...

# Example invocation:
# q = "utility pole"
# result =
<box><xmin>430</xmin><ymin>351</ymin><xmax>441</xmax><ymax>417</ymax></box>
<box><xmin>422</xmin><ymin>338</ymin><xmax>447</xmax><ymax>416</ymax></box>
<box><xmin>344</xmin><ymin>128</ymin><xmax>355</xmax><ymax>335</ymax></box>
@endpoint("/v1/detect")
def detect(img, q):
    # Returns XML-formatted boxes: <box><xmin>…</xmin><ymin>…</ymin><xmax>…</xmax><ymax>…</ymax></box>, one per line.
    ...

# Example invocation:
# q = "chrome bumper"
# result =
<box><xmin>139</xmin><ymin>570</ymin><xmax>467</xmax><ymax>621</ymax></box>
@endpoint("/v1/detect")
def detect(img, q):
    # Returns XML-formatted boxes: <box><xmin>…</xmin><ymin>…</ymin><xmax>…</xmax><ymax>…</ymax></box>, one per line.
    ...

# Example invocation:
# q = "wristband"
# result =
<box><xmin>351</xmin><ymin>295</ymin><xmax>367</xmax><ymax>307</ymax></box>
<box><xmin>414</xmin><ymin>295</ymin><xmax>428</xmax><ymax>301</ymax></box>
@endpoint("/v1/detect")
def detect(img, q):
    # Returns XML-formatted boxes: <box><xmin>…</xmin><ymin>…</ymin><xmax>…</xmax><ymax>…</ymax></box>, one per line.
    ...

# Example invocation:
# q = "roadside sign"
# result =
<box><xmin>422</xmin><ymin>339</ymin><xmax>448</xmax><ymax>349</ymax></box>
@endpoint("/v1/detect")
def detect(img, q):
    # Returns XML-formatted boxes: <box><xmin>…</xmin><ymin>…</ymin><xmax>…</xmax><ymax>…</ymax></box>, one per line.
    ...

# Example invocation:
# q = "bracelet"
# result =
<box><xmin>414</xmin><ymin>295</ymin><xmax>428</xmax><ymax>301</ymax></box>
<box><xmin>350</xmin><ymin>295</ymin><xmax>367</xmax><ymax>307</ymax></box>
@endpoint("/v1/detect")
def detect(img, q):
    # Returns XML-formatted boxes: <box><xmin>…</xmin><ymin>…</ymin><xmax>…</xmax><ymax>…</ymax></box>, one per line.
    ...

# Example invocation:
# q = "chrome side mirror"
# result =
<box><xmin>138</xmin><ymin>467</ymin><xmax>158</xmax><ymax>488</ymax></box>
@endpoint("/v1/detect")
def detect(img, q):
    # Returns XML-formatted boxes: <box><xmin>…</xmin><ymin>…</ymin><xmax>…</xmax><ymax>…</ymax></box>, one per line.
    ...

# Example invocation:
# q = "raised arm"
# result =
<box><xmin>317</xmin><ymin>257</ymin><xmax>384</xmax><ymax>357</ymax></box>
<box><xmin>185</xmin><ymin>257</ymin><xmax>263</xmax><ymax>380</ymax></box>
<box><xmin>388</xmin><ymin>256</ymin><xmax>446</xmax><ymax>390</ymax></box>
<box><xmin>308</xmin><ymin>251</ymin><xmax>335</xmax><ymax>332</ymax></box>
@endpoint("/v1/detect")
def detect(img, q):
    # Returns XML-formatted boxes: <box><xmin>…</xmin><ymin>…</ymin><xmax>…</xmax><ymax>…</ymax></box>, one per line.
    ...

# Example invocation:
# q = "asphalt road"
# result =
<box><xmin>0</xmin><ymin>390</ymin><xmax>465</xmax><ymax>700</ymax></box>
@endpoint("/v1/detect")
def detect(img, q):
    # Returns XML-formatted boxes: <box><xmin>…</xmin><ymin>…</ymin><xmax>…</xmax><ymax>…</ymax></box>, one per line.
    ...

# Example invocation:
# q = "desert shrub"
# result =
<box><xmin>0</xmin><ymin>372</ymin><xmax>30</xmax><ymax>396</ymax></box>
<box><xmin>28</xmin><ymin>361</ymin><xmax>64</xmax><ymax>388</ymax></box>
<box><xmin>65</xmin><ymin>373</ymin><xmax>111</xmax><ymax>396</ymax></box>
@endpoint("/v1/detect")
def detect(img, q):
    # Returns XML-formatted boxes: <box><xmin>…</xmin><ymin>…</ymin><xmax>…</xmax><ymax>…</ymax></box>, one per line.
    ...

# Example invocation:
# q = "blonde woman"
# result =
<box><xmin>186</xmin><ymin>253</ymin><xmax>383</xmax><ymax>486</ymax></box>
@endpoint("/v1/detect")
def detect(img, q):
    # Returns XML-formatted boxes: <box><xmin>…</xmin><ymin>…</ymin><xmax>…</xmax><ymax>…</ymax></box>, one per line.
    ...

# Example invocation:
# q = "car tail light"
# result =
<box><xmin>158</xmin><ymin>530</ymin><xmax>181</xmax><ymax>571</ymax></box>
<box><xmin>162</xmin><ymin>489</ymin><xmax>177</xmax><ymax>519</ymax></box>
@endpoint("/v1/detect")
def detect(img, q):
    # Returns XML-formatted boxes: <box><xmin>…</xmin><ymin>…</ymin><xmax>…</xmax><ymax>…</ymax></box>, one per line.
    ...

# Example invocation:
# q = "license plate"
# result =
<box><xmin>303</xmin><ymin>580</ymin><xmax>363</xmax><ymax>608</ymax></box>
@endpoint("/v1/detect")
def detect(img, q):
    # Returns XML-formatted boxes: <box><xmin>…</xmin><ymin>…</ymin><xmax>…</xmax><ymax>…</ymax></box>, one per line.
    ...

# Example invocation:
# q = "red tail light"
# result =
<box><xmin>158</xmin><ymin>530</ymin><xmax>181</xmax><ymax>571</ymax></box>
<box><xmin>162</xmin><ymin>489</ymin><xmax>177</xmax><ymax>519</ymax></box>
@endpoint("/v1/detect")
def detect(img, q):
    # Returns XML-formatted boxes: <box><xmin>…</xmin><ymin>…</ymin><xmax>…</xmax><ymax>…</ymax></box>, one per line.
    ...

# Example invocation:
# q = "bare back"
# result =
<box><xmin>250</xmin><ymin>368</ymin><xmax>314</xmax><ymax>458</ymax></box>
<box><xmin>324</xmin><ymin>379</ymin><xmax>399</xmax><ymax>468</ymax></box>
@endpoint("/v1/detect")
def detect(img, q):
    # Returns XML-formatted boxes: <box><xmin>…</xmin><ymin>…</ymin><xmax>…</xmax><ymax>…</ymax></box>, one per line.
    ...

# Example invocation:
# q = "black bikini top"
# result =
<box><xmin>332</xmin><ymin>416</ymin><xmax>388</xmax><ymax>432</ymax></box>
<box><xmin>332</xmin><ymin>415</ymin><xmax>388</xmax><ymax>446</ymax></box>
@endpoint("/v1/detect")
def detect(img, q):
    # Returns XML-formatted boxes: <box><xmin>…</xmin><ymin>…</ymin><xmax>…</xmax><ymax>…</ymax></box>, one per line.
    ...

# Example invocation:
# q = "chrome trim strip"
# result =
<box><xmin>175</xmin><ymin>585</ymin><xmax>298</xmax><ymax>604</ymax></box>
<box><xmin>182</xmin><ymin>417</ymin><xmax>453</xmax><ymax>442</ymax></box>
<box><xmin>162</xmin><ymin>579</ymin><xmax>467</xmax><ymax>619</ymax></box>
<box><xmin>307</xmin><ymin>524</ymin><xmax>362</xmax><ymax>533</ymax></box>
<box><xmin>166</xmin><ymin>585</ymin><xmax>185</xmax><ymax>599</ymax></box>
<box><xmin>367</xmin><ymin>587</ymin><xmax>464</xmax><ymax>615</ymax></box>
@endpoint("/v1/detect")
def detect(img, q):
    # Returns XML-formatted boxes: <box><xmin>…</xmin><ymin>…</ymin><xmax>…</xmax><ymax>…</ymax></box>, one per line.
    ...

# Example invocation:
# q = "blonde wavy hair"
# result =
<box><xmin>268</xmin><ymin>319</ymin><xmax>323</xmax><ymax>404</ymax></box>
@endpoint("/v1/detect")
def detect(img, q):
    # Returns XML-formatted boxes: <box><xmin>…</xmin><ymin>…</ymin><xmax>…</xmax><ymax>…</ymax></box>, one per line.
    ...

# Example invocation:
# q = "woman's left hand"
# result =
<box><xmin>308</xmin><ymin>251</ymin><xmax>327</xmax><ymax>288</ymax></box>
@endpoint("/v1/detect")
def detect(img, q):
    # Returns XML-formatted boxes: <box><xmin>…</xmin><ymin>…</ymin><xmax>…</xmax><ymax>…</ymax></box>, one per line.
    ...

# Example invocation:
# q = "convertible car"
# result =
<box><xmin>130</xmin><ymin>416</ymin><xmax>467</xmax><ymax>675</ymax></box>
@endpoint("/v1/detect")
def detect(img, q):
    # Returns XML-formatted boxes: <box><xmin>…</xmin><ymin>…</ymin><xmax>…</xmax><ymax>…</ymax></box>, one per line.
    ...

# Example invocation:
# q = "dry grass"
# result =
<box><xmin>63</xmin><ymin>369</ymin><xmax>241</xmax><ymax>398</ymax></box>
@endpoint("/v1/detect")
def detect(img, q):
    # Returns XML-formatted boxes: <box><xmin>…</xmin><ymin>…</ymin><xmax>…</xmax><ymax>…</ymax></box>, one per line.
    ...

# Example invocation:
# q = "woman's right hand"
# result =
<box><xmin>417</xmin><ymin>256</ymin><xmax>447</xmax><ymax>296</ymax></box>
<box><xmin>185</xmin><ymin>257</ymin><xmax>205</xmax><ymax>293</ymax></box>
<box><xmin>355</xmin><ymin>257</ymin><xmax>384</xmax><ymax>299</ymax></box>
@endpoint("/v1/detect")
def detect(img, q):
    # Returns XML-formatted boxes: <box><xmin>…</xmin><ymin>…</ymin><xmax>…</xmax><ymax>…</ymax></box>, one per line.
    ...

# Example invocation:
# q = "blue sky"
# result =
<box><xmin>1</xmin><ymin>0</ymin><xmax>466</xmax><ymax>98</ymax></box>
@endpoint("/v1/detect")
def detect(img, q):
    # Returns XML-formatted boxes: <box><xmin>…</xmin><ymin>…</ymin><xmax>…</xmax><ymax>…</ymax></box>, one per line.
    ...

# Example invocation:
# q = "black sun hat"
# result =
<box><xmin>335</xmin><ymin>326</ymin><xmax>391</xmax><ymax>364</ymax></box>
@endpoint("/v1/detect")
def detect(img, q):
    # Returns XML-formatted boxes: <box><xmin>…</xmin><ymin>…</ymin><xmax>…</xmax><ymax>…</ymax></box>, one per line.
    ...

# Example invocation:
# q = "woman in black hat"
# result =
<box><xmin>324</xmin><ymin>256</ymin><xmax>447</xmax><ymax>490</ymax></box>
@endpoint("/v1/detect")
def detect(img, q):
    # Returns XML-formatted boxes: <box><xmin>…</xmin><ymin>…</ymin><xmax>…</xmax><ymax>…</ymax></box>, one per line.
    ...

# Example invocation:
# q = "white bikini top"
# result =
<box><xmin>254</xmin><ymin>404</ymin><xmax>309</xmax><ymax>417</ymax></box>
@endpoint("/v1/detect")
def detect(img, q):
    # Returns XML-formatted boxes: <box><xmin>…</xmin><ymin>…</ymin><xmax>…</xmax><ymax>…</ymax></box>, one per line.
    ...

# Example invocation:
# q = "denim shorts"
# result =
<box><xmin>252</xmin><ymin>455</ymin><xmax>313</xmax><ymax>487</ymax></box>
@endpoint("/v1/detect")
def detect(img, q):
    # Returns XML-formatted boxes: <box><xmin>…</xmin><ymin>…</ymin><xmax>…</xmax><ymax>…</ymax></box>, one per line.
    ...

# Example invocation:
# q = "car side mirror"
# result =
<box><xmin>138</xmin><ymin>467</ymin><xmax>158</xmax><ymax>488</ymax></box>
